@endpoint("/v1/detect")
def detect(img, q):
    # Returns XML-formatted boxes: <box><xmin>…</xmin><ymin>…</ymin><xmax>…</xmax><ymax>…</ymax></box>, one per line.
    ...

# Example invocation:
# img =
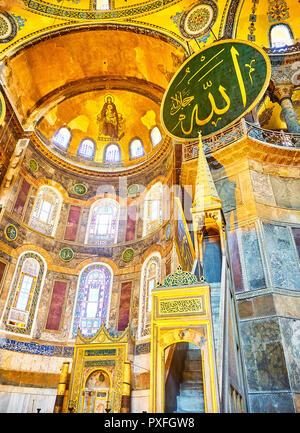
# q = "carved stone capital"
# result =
<box><xmin>273</xmin><ymin>83</ymin><xmax>294</xmax><ymax>102</ymax></box>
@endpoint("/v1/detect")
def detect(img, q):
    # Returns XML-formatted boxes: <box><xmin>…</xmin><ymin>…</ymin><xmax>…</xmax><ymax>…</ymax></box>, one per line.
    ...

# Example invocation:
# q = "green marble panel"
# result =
<box><xmin>240</xmin><ymin>318</ymin><xmax>290</xmax><ymax>392</ymax></box>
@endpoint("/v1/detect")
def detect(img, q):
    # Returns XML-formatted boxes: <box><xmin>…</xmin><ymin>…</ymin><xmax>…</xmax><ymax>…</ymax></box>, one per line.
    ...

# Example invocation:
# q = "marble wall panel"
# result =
<box><xmin>228</xmin><ymin>230</ymin><xmax>244</xmax><ymax>293</ymax></box>
<box><xmin>263</xmin><ymin>224</ymin><xmax>300</xmax><ymax>291</ymax></box>
<box><xmin>250</xmin><ymin>171</ymin><xmax>276</xmax><ymax>206</ymax></box>
<box><xmin>274</xmin><ymin>294</ymin><xmax>300</xmax><ymax>319</ymax></box>
<box><xmin>248</xmin><ymin>392</ymin><xmax>294</xmax><ymax>413</ymax></box>
<box><xmin>280</xmin><ymin>318</ymin><xmax>300</xmax><ymax>392</ymax></box>
<box><xmin>291</xmin><ymin>227</ymin><xmax>300</xmax><ymax>260</ymax></box>
<box><xmin>240</xmin><ymin>318</ymin><xmax>290</xmax><ymax>392</ymax></box>
<box><xmin>215</xmin><ymin>176</ymin><xmax>242</xmax><ymax>213</ymax></box>
<box><xmin>13</xmin><ymin>178</ymin><xmax>30</xmax><ymax>217</ymax></box>
<box><xmin>64</xmin><ymin>205</ymin><xmax>81</xmax><ymax>241</ymax></box>
<box><xmin>241</xmin><ymin>225</ymin><xmax>266</xmax><ymax>290</ymax></box>
<box><xmin>45</xmin><ymin>280</ymin><xmax>68</xmax><ymax>331</ymax></box>
<box><xmin>117</xmin><ymin>281</ymin><xmax>132</xmax><ymax>332</ymax></box>
<box><xmin>270</xmin><ymin>176</ymin><xmax>300</xmax><ymax>210</ymax></box>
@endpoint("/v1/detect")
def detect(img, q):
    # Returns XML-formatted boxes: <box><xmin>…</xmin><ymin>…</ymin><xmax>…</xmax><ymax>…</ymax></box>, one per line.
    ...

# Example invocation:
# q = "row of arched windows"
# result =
<box><xmin>1</xmin><ymin>250</ymin><xmax>161</xmax><ymax>339</ymax></box>
<box><xmin>29</xmin><ymin>183</ymin><xmax>164</xmax><ymax>242</ymax></box>
<box><xmin>52</xmin><ymin>126</ymin><xmax>162</xmax><ymax>162</ymax></box>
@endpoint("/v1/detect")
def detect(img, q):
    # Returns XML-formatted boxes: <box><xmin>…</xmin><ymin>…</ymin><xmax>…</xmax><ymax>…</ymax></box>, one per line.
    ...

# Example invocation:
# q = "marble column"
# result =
<box><xmin>273</xmin><ymin>84</ymin><xmax>300</xmax><ymax>133</ymax></box>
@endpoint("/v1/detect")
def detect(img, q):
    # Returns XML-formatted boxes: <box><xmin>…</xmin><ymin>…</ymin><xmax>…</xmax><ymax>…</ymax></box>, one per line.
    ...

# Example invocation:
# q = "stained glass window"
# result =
<box><xmin>86</xmin><ymin>198</ymin><xmax>119</xmax><ymax>245</ymax></box>
<box><xmin>52</xmin><ymin>127</ymin><xmax>71</xmax><ymax>150</ymax></box>
<box><xmin>2</xmin><ymin>252</ymin><xmax>46</xmax><ymax>333</ymax></box>
<box><xmin>143</xmin><ymin>182</ymin><xmax>163</xmax><ymax>236</ymax></box>
<box><xmin>130</xmin><ymin>139</ymin><xmax>145</xmax><ymax>159</ymax></box>
<box><xmin>77</xmin><ymin>139</ymin><xmax>95</xmax><ymax>159</ymax></box>
<box><xmin>270</xmin><ymin>24</ymin><xmax>293</xmax><ymax>48</ymax></box>
<box><xmin>150</xmin><ymin>126</ymin><xmax>162</xmax><ymax>147</ymax></box>
<box><xmin>71</xmin><ymin>263</ymin><xmax>112</xmax><ymax>338</ymax></box>
<box><xmin>104</xmin><ymin>144</ymin><xmax>120</xmax><ymax>162</ymax></box>
<box><xmin>30</xmin><ymin>186</ymin><xmax>62</xmax><ymax>236</ymax></box>
<box><xmin>138</xmin><ymin>253</ymin><xmax>161</xmax><ymax>338</ymax></box>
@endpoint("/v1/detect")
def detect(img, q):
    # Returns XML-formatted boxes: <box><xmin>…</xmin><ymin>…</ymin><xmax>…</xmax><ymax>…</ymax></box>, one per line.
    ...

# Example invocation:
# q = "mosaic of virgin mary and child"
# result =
<box><xmin>97</xmin><ymin>95</ymin><xmax>125</xmax><ymax>140</ymax></box>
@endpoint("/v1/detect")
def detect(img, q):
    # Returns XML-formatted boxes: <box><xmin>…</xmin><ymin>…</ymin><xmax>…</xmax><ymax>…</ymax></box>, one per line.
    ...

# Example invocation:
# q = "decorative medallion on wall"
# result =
<box><xmin>29</xmin><ymin>158</ymin><xmax>39</xmax><ymax>173</ymax></box>
<box><xmin>121</xmin><ymin>248</ymin><xmax>135</xmax><ymax>263</ymax></box>
<box><xmin>0</xmin><ymin>91</ymin><xmax>6</xmax><ymax>127</ymax></box>
<box><xmin>179</xmin><ymin>1</ymin><xmax>218</xmax><ymax>39</ymax></box>
<box><xmin>267</xmin><ymin>0</ymin><xmax>289</xmax><ymax>22</ymax></box>
<box><xmin>4</xmin><ymin>224</ymin><xmax>17</xmax><ymax>241</ymax></box>
<box><xmin>0</xmin><ymin>13</ymin><xmax>17</xmax><ymax>43</ymax></box>
<box><xmin>73</xmin><ymin>183</ymin><xmax>87</xmax><ymax>195</ymax></box>
<box><xmin>127</xmin><ymin>184</ymin><xmax>139</xmax><ymax>196</ymax></box>
<box><xmin>166</xmin><ymin>223</ymin><xmax>171</xmax><ymax>240</ymax></box>
<box><xmin>59</xmin><ymin>247</ymin><xmax>74</xmax><ymax>262</ymax></box>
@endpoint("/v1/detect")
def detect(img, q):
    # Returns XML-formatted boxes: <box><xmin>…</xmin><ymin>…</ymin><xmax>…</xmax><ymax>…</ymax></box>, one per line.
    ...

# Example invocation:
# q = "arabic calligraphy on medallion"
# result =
<box><xmin>161</xmin><ymin>40</ymin><xmax>271</xmax><ymax>140</ymax></box>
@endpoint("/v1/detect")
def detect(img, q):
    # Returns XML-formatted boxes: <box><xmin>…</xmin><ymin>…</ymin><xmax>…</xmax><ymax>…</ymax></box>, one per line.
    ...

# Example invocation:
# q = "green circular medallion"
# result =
<box><xmin>5</xmin><ymin>224</ymin><xmax>17</xmax><ymax>241</ymax></box>
<box><xmin>59</xmin><ymin>247</ymin><xmax>74</xmax><ymax>262</ymax></box>
<box><xmin>127</xmin><ymin>184</ymin><xmax>139</xmax><ymax>196</ymax></box>
<box><xmin>73</xmin><ymin>183</ymin><xmax>87</xmax><ymax>195</ymax></box>
<box><xmin>29</xmin><ymin>158</ymin><xmax>39</xmax><ymax>173</ymax></box>
<box><xmin>122</xmin><ymin>248</ymin><xmax>135</xmax><ymax>262</ymax></box>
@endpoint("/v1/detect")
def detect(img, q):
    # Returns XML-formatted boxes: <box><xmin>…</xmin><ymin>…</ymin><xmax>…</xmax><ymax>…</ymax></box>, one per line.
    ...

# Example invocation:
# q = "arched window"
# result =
<box><xmin>77</xmin><ymin>139</ymin><xmax>95</xmax><ymax>159</ymax></box>
<box><xmin>71</xmin><ymin>263</ymin><xmax>113</xmax><ymax>338</ymax></box>
<box><xmin>143</xmin><ymin>182</ymin><xmax>163</xmax><ymax>237</ymax></box>
<box><xmin>2</xmin><ymin>252</ymin><xmax>46</xmax><ymax>334</ymax></box>
<box><xmin>130</xmin><ymin>138</ymin><xmax>145</xmax><ymax>159</ymax></box>
<box><xmin>86</xmin><ymin>198</ymin><xmax>120</xmax><ymax>245</ymax></box>
<box><xmin>270</xmin><ymin>24</ymin><xmax>293</xmax><ymax>48</ymax></box>
<box><xmin>150</xmin><ymin>126</ymin><xmax>162</xmax><ymax>147</ymax></box>
<box><xmin>138</xmin><ymin>253</ymin><xmax>161</xmax><ymax>338</ymax></box>
<box><xmin>52</xmin><ymin>127</ymin><xmax>71</xmax><ymax>150</ymax></box>
<box><xmin>30</xmin><ymin>186</ymin><xmax>62</xmax><ymax>236</ymax></box>
<box><xmin>104</xmin><ymin>144</ymin><xmax>120</xmax><ymax>162</ymax></box>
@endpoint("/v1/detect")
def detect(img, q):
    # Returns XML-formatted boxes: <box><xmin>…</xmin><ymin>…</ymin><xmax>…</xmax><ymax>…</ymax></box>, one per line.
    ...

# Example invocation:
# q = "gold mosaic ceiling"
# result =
<box><xmin>0</xmin><ymin>0</ymin><xmax>299</xmax><ymax>169</ymax></box>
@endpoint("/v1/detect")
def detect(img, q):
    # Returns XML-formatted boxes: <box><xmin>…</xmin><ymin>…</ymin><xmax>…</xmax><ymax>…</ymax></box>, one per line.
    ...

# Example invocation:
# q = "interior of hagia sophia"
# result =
<box><xmin>0</xmin><ymin>0</ymin><xmax>299</xmax><ymax>414</ymax></box>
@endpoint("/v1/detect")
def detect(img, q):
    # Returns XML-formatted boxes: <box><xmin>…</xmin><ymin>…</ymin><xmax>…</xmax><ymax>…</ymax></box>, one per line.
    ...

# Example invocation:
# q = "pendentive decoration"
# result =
<box><xmin>73</xmin><ymin>183</ymin><xmax>87</xmax><ymax>195</ymax></box>
<box><xmin>121</xmin><ymin>248</ymin><xmax>135</xmax><ymax>263</ymax></box>
<box><xmin>59</xmin><ymin>247</ymin><xmax>74</xmax><ymax>262</ymax></box>
<box><xmin>179</xmin><ymin>1</ymin><xmax>218</xmax><ymax>39</ymax></box>
<box><xmin>0</xmin><ymin>13</ymin><xmax>17</xmax><ymax>43</ymax></box>
<box><xmin>4</xmin><ymin>224</ymin><xmax>18</xmax><ymax>241</ymax></box>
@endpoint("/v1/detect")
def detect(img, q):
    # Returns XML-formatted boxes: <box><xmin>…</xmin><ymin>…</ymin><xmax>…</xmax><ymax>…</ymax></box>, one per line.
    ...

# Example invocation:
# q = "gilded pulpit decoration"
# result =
<box><xmin>161</xmin><ymin>40</ymin><xmax>271</xmax><ymax>139</ymax></box>
<box><xmin>97</xmin><ymin>95</ymin><xmax>126</xmax><ymax>141</ymax></box>
<box><xmin>158</xmin><ymin>265</ymin><xmax>199</xmax><ymax>288</ymax></box>
<box><xmin>159</xmin><ymin>296</ymin><xmax>204</xmax><ymax>315</ymax></box>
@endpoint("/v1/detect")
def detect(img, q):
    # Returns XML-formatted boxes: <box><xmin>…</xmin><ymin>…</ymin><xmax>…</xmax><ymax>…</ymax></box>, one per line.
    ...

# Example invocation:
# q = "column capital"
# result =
<box><xmin>272</xmin><ymin>83</ymin><xmax>294</xmax><ymax>103</ymax></box>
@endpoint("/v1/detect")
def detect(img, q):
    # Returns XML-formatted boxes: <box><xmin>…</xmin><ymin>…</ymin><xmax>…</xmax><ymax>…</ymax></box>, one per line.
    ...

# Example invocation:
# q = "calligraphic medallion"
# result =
<box><xmin>161</xmin><ymin>39</ymin><xmax>271</xmax><ymax>140</ymax></box>
<box><xmin>59</xmin><ymin>247</ymin><xmax>74</xmax><ymax>262</ymax></box>
<box><xmin>4</xmin><ymin>224</ymin><xmax>17</xmax><ymax>241</ymax></box>
<box><xmin>29</xmin><ymin>158</ymin><xmax>39</xmax><ymax>173</ymax></box>
<box><xmin>73</xmin><ymin>183</ymin><xmax>87</xmax><ymax>195</ymax></box>
<box><xmin>122</xmin><ymin>248</ymin><xmax>135</xmax><ymax>262</ymax></box>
